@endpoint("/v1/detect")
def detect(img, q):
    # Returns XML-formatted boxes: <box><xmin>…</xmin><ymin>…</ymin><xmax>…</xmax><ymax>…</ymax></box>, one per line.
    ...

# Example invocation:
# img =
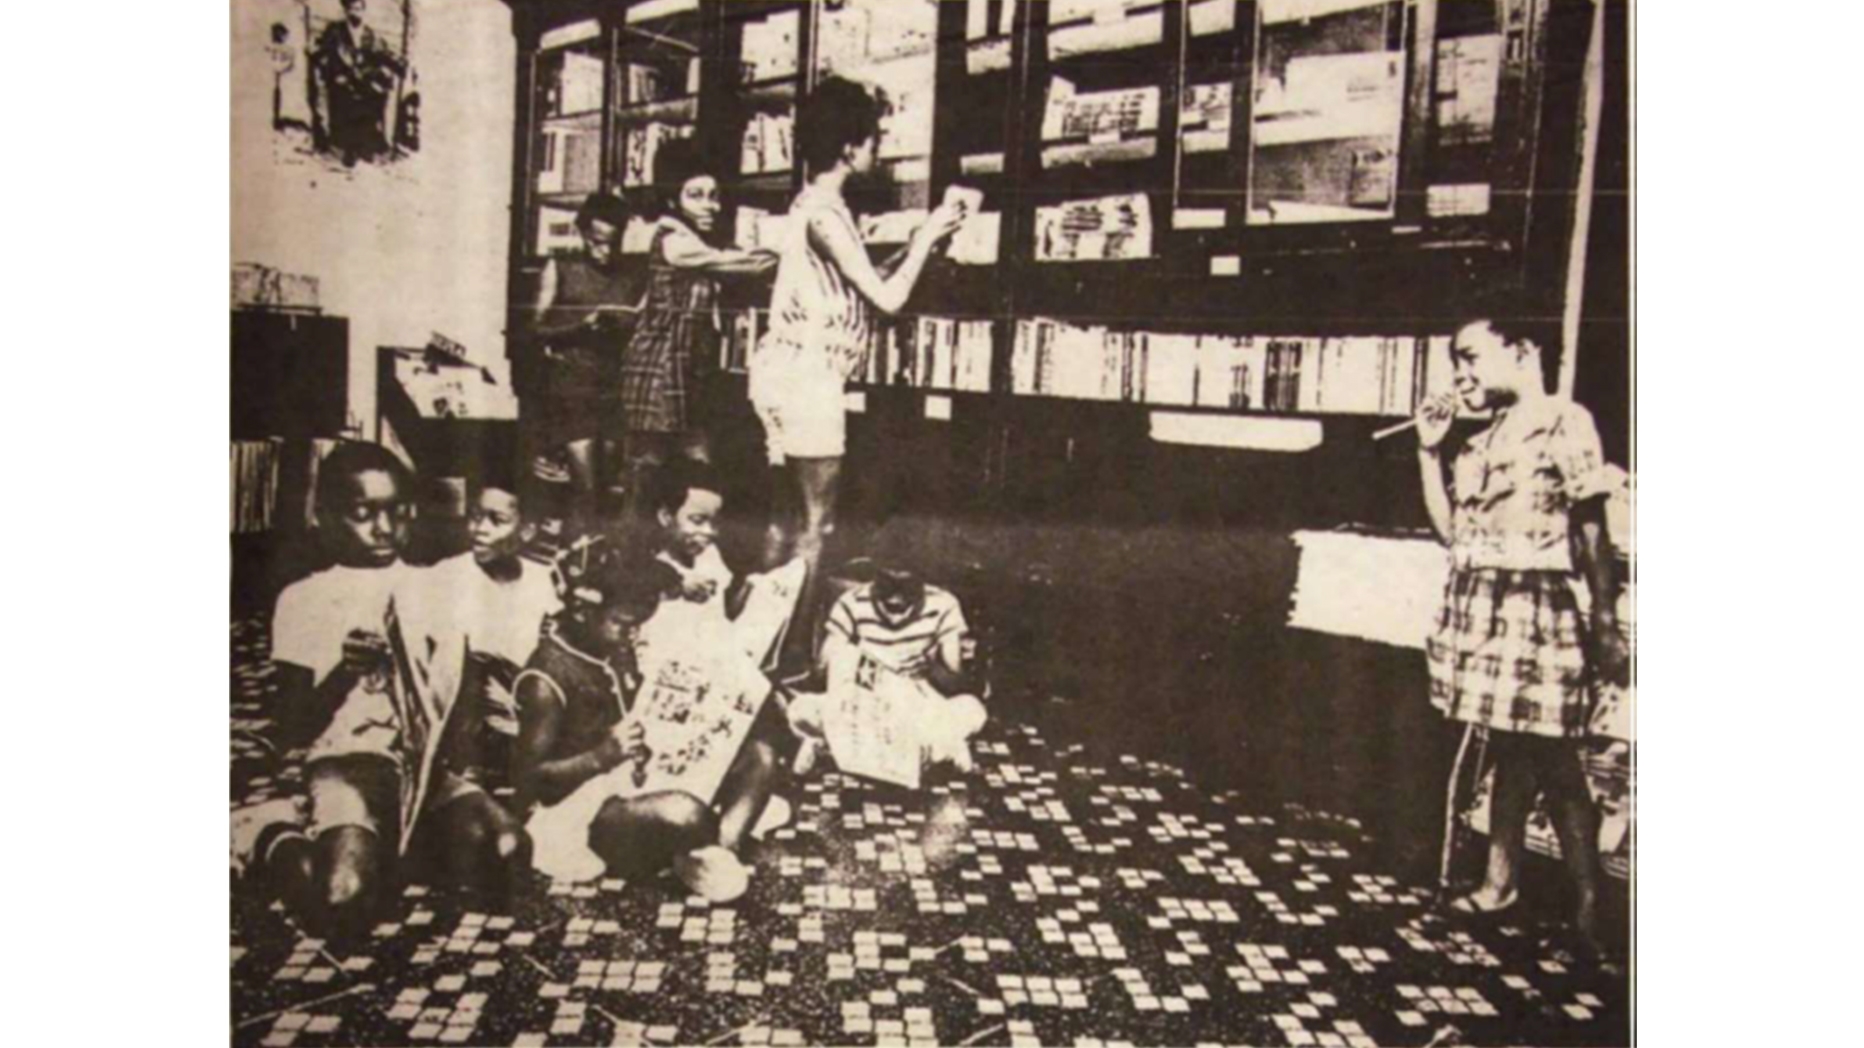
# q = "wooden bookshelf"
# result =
<box><xmin>501</xmin><ymin>0</ymin><xmax>1602</xmax><ymax>527</ymax></box>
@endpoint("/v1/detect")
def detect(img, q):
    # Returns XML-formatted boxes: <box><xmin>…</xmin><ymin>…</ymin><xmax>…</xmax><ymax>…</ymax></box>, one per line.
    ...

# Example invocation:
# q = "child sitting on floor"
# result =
<box><xmin>512</xmin><ymin>551</ymin><xmax>786</xmax><ymax>901</ymax></box>
<box><xmin>789</xmin><ymin>544</ymin><xmax>989</xmax><ymax>777</ymax></box>
<box><xmin>424</xmin><ymin>461</ymin><xmax>562</xmax><ymax>767</ymax></box>
<box><xmin>234</xmin><ymin>442</ymin><xmax>529</xmax><ymax>941</ymax></box>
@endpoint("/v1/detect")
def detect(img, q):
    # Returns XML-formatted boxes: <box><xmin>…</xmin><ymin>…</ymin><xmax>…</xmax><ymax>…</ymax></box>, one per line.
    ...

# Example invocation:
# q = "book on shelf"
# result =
<box><xmin>966</xmin><ymin>0</ymin><xmax>1019</xmax><ymax>41</ymax></box>
<box><xmin>1034</xmin><ymin>193</ymin><xmax>1154</xmax><ymax>262</ymax></box>
<box><xmin>740</xmin><ymin>9</ymin><xmax>801</xmax><ymax>83</ymax></box>
<box><xmin>537</xmin><ymin>125</ymin><xmax>602</xmax><ymax>196</ymax></box>
<box><xmin>556</xmin><ymin>51</ymin><xmax>605</xmax><ymax>115</ymax></box>
<box><xmin>623</xmin><ymin>63</ymin><xmax>693</xmax><ymax>107</ymax></box>
<box><xmin>1041</xmin><ymin>78</ymin><xmax>1160</xmax><ymax>142</ymax></box>
<box><xmin>231</xmin><ymin>438</ymin><xmax>285</xmax><ymax>535</ymax></box>
<box><xmin>948</xmin><ymin>211</ymin><xmax>1002</xmax><ymax>265</ymax></box>
<box><xmin>1189</xmin><ymin>0</ymin><xmax>1236</xmax><ymax>36</ymax></box>
<box><xmin>739</xmin><ymin>111</ymin><xmax>795</xmax><ymax>175</ymax></box>
<box><xmin>1179</xmin><ymin>82</ymin><xmax>1233</xmax><ymax>154</ymax></box>
<box><xmin>1435</xmin><ymin>34</ymin><xmax>1503</xmax><ymax>148</ymax></box>
<box><xmin>536</xmin><ymin>204</ymin><xmax>581</xmax><ymax>256</ymax></box>
<box><xmin>1047</xmin><ymin>0</ymin><xmax>1164</xmax><ymax>59</ymax></box>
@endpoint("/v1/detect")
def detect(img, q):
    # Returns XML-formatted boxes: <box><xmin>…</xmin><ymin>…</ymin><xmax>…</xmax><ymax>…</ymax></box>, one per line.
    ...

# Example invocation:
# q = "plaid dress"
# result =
<box><xmin>1425</xmin><ymin>398</ymin><xmax>1608</xmax><ymax>738</ymax></box>
<box><xmin>619</xmin><ymin>220</ymin><xmax>722</xmax><ymax>435</ymax></box>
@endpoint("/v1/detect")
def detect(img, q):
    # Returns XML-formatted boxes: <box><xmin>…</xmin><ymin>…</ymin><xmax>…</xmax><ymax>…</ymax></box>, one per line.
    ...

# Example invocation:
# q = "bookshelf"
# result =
<box><xmin>503</xmin><ymin>0</ymin><xmax>1600</xmax><ymax>519</ymax></box>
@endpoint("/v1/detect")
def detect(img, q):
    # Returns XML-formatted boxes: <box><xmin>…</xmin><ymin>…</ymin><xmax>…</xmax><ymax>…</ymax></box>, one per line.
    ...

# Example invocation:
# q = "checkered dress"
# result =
<box><xmin>1425</xmin><ymin>399</ymin><xmax>1607</xmax><ymax>738</ymax></box>
<box><xmin>618</xmin><ymin>222</ymin><xmax>721</xmax><ymax>435</ymax></box>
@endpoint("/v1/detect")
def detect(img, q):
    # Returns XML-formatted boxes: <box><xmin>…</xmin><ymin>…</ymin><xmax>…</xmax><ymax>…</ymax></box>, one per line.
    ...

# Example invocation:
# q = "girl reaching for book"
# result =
<box><xmin>750</xmin><ymin>76</ymin><xmax>967</xmax><ymax>676</ymax></box>
<box><xmin>1416</xmin><ymin>312</ymin><xmax>1628</xmax><ymax>967</ymax></box>
<box><xmin>619</xmin><ymin>137</ymin><xmax>778</xmax><ymax>516</ymax></box>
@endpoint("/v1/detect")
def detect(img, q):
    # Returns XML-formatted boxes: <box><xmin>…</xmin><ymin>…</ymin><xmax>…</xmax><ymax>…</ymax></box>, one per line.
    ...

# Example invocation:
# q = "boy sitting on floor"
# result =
<box><xmin>512</xmin><ymin>551</ymin><xmax>786</xmax><ymax>902</ymax></box>
<box><xmin>423</xmin><ymin>461</ymin><xmax>562</xmax><ymax>777</ymax></box>
<box><xmin>789</xmin><ymin>542</ymin><xmax>989</xmax><ymax>777</ymax></box>
<box><xmin>233</xmin><ymin>442</ymin><xmax>529</xmax><ymax>941</ymax></box>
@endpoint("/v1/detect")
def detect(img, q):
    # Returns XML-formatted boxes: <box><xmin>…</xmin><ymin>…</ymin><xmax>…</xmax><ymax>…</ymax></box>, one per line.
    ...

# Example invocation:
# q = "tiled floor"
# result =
<box><xmin>232</xmin><ymin>617</ymin><xmax>1630</xmax><ymax>1047</ymax></box>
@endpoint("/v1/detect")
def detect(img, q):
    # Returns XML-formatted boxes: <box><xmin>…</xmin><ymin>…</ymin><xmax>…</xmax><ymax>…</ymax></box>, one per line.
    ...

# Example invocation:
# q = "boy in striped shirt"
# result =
<box><xmin>790</xmin><ymin>553</ymin><xmax>988</xmax><ymax>775</ymax></box>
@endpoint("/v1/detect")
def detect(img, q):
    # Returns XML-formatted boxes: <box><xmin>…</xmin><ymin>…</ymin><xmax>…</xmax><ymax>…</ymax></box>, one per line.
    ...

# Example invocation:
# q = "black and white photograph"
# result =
<box><xmin>222</xmin><ymin>1</ymin><xmax>1637</xmax><ymax>1044</ymax></box>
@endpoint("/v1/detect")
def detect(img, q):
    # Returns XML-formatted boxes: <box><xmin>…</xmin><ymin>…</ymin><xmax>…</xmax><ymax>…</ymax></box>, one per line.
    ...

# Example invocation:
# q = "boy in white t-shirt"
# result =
<box><xmin>234</xmin><ymin>442</ymin><xmax>528</xmax><ymax>942</ymax></box>
<box><xmin>424</xmin><ymin>464</ymin><xmax>563</xmax><ymax>758</ymax></box>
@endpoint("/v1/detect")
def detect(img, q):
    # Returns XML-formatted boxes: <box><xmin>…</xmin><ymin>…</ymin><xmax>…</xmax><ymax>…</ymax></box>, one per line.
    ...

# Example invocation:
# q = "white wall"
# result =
<box><xmin>231</xmin><ymin>0</ymin><xmax>515</xmax><ymax>437</ymax></box>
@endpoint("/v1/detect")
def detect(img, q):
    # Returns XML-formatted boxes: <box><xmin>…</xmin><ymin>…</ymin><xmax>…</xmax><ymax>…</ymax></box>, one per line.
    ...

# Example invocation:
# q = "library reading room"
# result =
<box><xmin>229</xmin><ymin>1</ymin><xmax>1633</xmax><ymax>1045</ymax></box>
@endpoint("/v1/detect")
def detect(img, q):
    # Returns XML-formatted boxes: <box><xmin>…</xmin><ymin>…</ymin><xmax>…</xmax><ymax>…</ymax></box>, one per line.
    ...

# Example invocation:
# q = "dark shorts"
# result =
<box><xmin>522</xmin><ymin>347</ymin><xmax>622</xmax><ymax>448</ymax></box>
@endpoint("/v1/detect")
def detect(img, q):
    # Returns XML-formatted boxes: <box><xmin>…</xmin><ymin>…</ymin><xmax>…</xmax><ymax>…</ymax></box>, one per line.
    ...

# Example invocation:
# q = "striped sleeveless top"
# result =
<box><xmin>754</xmin><ymin>184</ymin><xmax>874</xmax><ymax>381</ymax></box>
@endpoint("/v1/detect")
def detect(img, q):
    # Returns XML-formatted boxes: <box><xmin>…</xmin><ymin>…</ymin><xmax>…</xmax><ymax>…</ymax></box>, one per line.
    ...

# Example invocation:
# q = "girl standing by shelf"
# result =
<box><xmin>524</xmin><ymin>192</ymin><xmax>640</xmax><ymax>532</ymax></box>
<box><xmin>619</xmin><ymin>137</ymin><xmax>779</xmax><ymax>516</ymax></box>
<box><xmin>1415</xmin><ymin>313</ymin><xmax>1629</xmax><ymax>966</ymax></box>
<box><xmin>750</xmin><ymin>76</ymin><xmax>965</xmax><ymax>677</ymax></box>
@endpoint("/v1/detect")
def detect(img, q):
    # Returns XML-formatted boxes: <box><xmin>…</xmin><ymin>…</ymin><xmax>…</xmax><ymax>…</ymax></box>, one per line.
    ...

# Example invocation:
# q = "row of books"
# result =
<box><xmin>717</xmin><ymin>311</ymin><xmax>1455</xmax><ymax>415</ymax></box>
<box><xmin>231</xmin><ymin>439</ymin><xmax>284</xmax><ymax>535</ymax></box>
<box><xmin>720</xmin><ymin>312</ymin><xmax>993</xmax><ymax>393</ymax></box>
<box><xmin>1010</xmin><ymin>319</ymin><xmax>1453</xmax><ymax>414</ymax></box>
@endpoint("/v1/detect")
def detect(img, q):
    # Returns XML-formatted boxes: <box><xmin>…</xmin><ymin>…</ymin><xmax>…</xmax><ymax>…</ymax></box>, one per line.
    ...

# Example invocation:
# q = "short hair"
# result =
<box><xmin>465</xmin><ymin>456</ymin><xmax>524</xmax><ymax>509</ymax></box>
<box><xmin>573</xmin><ymin>550</ymin><xmax>679</xmax><ymax>620</ymax></box>
<box><xmin>1462</xmin><ymin>290</ymin><xmax>1561</xmax><ymax>391</ymax></box>
<box><xmin>649</xmin><ymin>459</ymin><xmax>726</xmax><ymax>518</ymax></box>
<box><xmin>796</xmin><ymin>76</ymin><xmax>884</xmax><ymax>174</ymax></box>
<box><xmin>575</xmin><ymin>190</ymin><xmax>631</xmax><ymax>234</ymax></box>
<box><xmin>651</xmin><ymin>136</ymin><xmax>716</xmax><ymax>216</ymax></box>
<box><xmin>314</xmin><ymin>441</ymin><xmax>413</xmax><ymax>518</ymax></box>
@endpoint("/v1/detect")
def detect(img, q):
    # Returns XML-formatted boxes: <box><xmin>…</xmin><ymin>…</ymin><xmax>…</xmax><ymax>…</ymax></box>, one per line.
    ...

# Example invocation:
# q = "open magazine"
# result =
<box><xmin>379</xmin><ymin>595</ymin><xmax>465</xmax><ymax>855</ymax></box>
<box><xmin>821</xmin><ymin>656</ymin><xmax>933</xmax><ymax>790</ymax></box>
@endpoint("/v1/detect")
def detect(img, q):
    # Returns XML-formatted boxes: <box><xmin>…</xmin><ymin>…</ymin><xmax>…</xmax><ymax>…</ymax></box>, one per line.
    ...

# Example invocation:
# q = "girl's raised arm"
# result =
<box><xmin>660</xmin><ymin>222</ymin><xmax>778</xmax><ymax>276</ymax></box>
<box><xmin>807</xmin><ymin>203</ymin><xmax>961</xmax><ymax>315</ymax></box>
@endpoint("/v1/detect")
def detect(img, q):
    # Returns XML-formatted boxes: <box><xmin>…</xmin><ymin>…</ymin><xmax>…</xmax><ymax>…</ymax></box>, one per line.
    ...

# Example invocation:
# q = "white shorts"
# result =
<box><xmin>750</xmin><ymin>356</ymin><xmax>847</xmax><ymax>464</ymax></box>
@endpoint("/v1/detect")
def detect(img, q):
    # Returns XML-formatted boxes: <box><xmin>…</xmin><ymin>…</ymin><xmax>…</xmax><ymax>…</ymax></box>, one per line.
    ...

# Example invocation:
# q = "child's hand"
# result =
<box><xmin>752</xmin><ymin>248</ymin><xmax>781</xmax><ymax>272</ymax></box>
<box><xmin>592</xmin><ymin>732</ymin><xmax>632</xmax><ymax>772</ymax></box>
<box><xmin>919</xmin><ymin>203</ymin><xmax>967</xmax><ymax>247</ymax></box>
<box><xmin>680</xmin><ymin>575</ymin><xmax>719</xmax><ymax>603</ymax></box>
<box><xmin>1416</xmin><ymin>393</ymin><xmax>1457</xmax><ymax>450</ymax></box>
<box><xmin>340</xmin><ymin>629</ymin><xmax>391</xmax><ymax>677</ymax></box>
<box><xmin>620</xmin><ymin>720</ymin><xmax>648</xmax><ymax>756</ymax></box>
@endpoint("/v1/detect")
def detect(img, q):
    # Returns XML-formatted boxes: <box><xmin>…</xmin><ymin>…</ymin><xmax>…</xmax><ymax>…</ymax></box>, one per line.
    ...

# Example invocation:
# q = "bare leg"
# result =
<box><xmin>422</xmin><ymin>791</ymin><xmax>531</xmax><ymax>903</ymax></box>
<box><xmin>309</xmin><ymin>826</ymin><xmax>388</xmax><ymax>943</ymax></box>
<box><xmin>563</xmin><ymin>438</ymin><xmax>599</xmax><ymax>529</ymax></box>
<box><xmin>1468</xmin><ymin>732</ymin><xmax>1536</xmax><ymax>909</ymax></box>
<box><xmin>715</xmin><ymin>737</ymin><xmax>781</xmax><ymax>853</ymax></box>
<box><xmin>1532</xmin><ymin>737</ymin><xmax>1607</xmax><ymax>951</ymax></box>
<box><xmin>763</xmin><ymin>465</ymin><xmax>798</xmax><ymax>570</ymax></box>
<box><xmin>622</xmin><ymin>432</ymin><xmax>669</xmax><ymax>526</ymax></box>
<box><xmin>587</xmin><ymin>792</ymin><xmax>718</xmax><ymax>881</ymax></box>
<box><xmin>779</xmin><ymin>456</ymin><xmax>843</xmax><ymax>672</ymax></box>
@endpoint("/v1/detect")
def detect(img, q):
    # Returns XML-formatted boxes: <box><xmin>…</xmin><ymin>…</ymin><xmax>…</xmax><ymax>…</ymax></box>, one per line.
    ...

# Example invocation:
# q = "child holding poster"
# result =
<box><xmin>512</xmin><ymin>551</ymin><xmax>784</xmax><ymax>902</ymax></box>
<box><xmin>789</xmin><ymin>546</ymin><xmax>988</xmax><ymax>785</ymax></box>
